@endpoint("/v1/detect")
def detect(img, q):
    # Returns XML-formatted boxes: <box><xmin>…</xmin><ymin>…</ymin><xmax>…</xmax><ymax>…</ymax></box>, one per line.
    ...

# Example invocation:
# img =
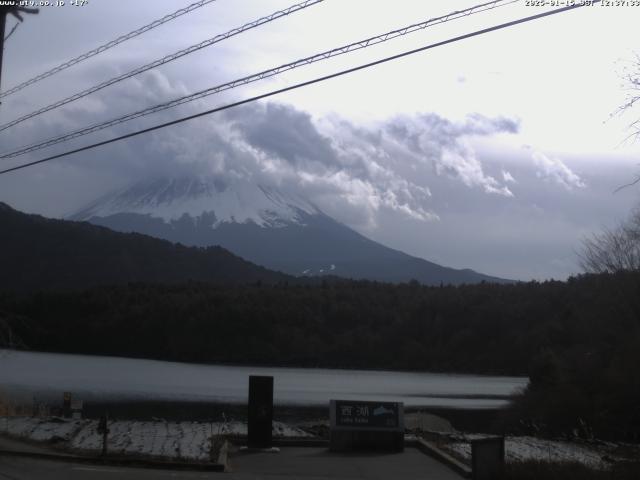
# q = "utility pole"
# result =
<box><xmin>0</xmin><ymin>7</ymin><xmax>7</xmax><ymax>91</ymax></box>
<box><xmin>97</xmin><ymin>413</ymin><xmax>110</xmax><ymax>456</ymax></box>
<box><xmin>0</xmin><ymin>3</ymin><xmax>39</xmax><ymax>94</ymax></box>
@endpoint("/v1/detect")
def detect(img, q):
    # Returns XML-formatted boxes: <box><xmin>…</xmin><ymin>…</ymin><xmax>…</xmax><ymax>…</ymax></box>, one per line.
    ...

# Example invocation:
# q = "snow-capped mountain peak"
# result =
<box><xmin>70</xmin><ymin>176</ymin><xmax>319</xmax><ymax>228</ymax></box>
<box><xmin>70</xmin><ymin>176</ymin><xmax>509</xmax><ymax>285</ymax></box>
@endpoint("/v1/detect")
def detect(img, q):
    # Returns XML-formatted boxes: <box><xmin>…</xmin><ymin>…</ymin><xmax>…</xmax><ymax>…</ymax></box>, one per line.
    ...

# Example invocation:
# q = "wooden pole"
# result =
<box><xmin>0</xmin><ymin>9</ymin><xmax>7</xmax><ymax>93</ymax></box>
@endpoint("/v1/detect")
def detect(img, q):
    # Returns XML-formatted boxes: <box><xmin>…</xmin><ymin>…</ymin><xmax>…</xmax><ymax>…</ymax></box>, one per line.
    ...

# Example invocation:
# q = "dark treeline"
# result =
<box><xmin>1</xmin><ymin>272</ymin><xmax>640</xmax><ymax>439</ymax></box>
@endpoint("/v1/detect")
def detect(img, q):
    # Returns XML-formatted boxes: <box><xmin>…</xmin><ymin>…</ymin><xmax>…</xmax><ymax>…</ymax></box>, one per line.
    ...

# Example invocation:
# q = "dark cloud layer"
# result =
<box><xmin>227</xmin><ymin>103</ymin><xmax>337</xmax><ymax>170</ymax></box>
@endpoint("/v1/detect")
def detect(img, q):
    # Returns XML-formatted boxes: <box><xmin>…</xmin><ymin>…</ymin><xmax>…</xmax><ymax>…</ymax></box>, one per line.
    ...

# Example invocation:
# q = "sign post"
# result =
<box><xmin>62</xmin><ymin>392</ymin><xmax>71</xmax><ymax>419</ymax></box>
<box><xmin>70</xmin><ymin>399</ymin><xmax>83</xmax><ymax>419</ymax></box>
<box><xmin>247</xmin><ymin>375</ymin><xmax>274</xmax><ymax>449</ymax></box>
<box><xmin>330</xmin><ymin>399</ymin><xmax>404</xmax><ymax>452</ymax></box>
<box><xmin>97</xmin><ymin>413</ymin><xmax>110</xmax><ymax>456</ymax></box>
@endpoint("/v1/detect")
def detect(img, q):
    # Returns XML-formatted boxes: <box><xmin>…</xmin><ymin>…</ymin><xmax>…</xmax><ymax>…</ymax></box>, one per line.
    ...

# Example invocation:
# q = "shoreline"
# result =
<box><xmin>10</xmin><ymin>399</ymin><xmax>510</xmax><ymax>433</ymax></box>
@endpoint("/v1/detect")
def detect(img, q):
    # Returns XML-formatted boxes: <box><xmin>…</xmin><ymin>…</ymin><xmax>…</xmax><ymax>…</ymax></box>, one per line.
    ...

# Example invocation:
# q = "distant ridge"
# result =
<box><xmin>0</xmin><ymin>202</ymin><xmax>291</xmax><ymax>291</ymax></box>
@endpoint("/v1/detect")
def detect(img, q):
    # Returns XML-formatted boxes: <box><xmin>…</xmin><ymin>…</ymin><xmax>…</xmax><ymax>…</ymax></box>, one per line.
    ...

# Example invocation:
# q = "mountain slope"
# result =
<box><xmin>0</xmin><ymin>202</ymin><xmax>290</xmax><ymax>291</ymax></box>
<box><xmin>71</xmin><ymin>177</ymin><xmax>510</xmax><ymax>285</ymax></box>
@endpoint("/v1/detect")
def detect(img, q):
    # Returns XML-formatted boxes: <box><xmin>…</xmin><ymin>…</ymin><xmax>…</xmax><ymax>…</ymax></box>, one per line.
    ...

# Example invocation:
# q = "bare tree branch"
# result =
<box><xmin>579</xmin><ymin>207</ymin><xmax>640</xmax><ymax>273</ymax></box>
<box><xmin>613</xmin><ymin>52</ymin><xmax>640</xmax><ymax>143</ymax></box>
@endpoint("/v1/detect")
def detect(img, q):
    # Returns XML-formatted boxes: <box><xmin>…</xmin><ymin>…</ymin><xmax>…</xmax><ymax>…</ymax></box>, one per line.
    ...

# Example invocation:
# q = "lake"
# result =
<box><xmin>0</xmin><ymin>349</ymin><xmax>527</xmax><ymax>409</ymax></box>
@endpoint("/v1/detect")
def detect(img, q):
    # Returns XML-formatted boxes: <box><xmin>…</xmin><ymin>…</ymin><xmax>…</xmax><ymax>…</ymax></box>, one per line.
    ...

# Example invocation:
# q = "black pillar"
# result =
<box><xmin>247</xmin><ymin>375</ymin><xmax>273</xmax><ymax>448</ymax></box>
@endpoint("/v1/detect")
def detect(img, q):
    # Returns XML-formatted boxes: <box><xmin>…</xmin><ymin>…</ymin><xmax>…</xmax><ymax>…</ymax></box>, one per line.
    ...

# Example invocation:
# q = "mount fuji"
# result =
<box><xmin>70</xmin><ymin>176</ymin><xmax>509</xmax><ymax>285</ymax></box>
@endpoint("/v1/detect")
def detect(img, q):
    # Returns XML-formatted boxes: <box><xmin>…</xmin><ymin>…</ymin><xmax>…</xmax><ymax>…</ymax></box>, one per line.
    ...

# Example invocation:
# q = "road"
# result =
<box><xmin>0</xmin><ymin>456</ymin><xmax>216</xmax><ymax>480</ymax></box>
<box><xmin>0</xmin><ymin>448</ymin><xmax>464</xmax><ymax>480</ymax></box>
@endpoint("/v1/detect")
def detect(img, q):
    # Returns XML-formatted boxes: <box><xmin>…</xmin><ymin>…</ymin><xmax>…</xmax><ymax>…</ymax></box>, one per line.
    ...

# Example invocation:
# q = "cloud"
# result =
<box><xmin>532</xmin><ymin>151</ymin><xmax>586</xmax><ymax>190</ymax></box>
<box><xmin>382</xmin><ymin>113</ymin><xmax>517</xmax><ymax>197</ymax></box>
<box><xmin>220</xmin><ymin>103</ymin><xmax>443</xmax><ymax>227</ymax></box>
<box><xmin>436</xmin><ymin>149</ymin><xmax>513</xmax><ymax>197</ymax></box>
<box><xmin>502</xmin><ymin>170</ymin><xmax>516</xmax><ymax>183</ymax></box>
<box><xmin>225</xmin><ymin>103</ymin><xmax>337</xmax><ymax>170</ymax></box>
<box><xmin>221</xmin><ymin>105</ymin><xmax>519</xmax><ymax>226</ymax></box>
<box><xmin>0</xmin><ymin>66</ymin><xmax>520</xmax><ymax>227</ymax></box>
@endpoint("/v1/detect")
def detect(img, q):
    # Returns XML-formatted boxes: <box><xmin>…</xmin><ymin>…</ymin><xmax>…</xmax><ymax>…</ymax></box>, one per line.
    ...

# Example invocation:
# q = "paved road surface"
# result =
<box><xmin>227</xmin><ymin>447</ymin><xmax>464</xmax><ymax>479</ymax></box>
<box><xmin>0</xmin><ymin>448</ymin><xmax>463</xmax><ymax>480</ymax></box>
<box><xmin>0</xmin><ymin>436</ymin><xmax>70</xmax><ymax>456</ymax></box>
<box><xmin>0</xmin><ymin>457</ymin><xmax>216</xmax><ymax>480</ymax></box>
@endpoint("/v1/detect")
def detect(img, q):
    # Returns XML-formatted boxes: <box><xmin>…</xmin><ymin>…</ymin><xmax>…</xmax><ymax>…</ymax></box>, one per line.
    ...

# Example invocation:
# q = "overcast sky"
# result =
<box><xmin>1</xmin><ymin>0</ymin><xmax>639</xmax><ymax>280</ymax></box>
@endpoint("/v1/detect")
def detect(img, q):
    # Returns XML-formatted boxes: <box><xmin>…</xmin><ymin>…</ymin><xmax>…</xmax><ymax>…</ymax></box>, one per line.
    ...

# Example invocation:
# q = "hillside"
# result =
<box><xmin>0</xmin><ymin>202</ymin><xmax>291</xmax><ymax>291</ymax></box>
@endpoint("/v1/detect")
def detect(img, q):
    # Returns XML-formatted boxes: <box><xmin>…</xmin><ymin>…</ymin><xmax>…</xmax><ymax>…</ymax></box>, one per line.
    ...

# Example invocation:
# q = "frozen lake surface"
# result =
<box><xmin>0</xmin><ymin>349</ymin><xmax>527</xmax><ymax>409</ymax></box>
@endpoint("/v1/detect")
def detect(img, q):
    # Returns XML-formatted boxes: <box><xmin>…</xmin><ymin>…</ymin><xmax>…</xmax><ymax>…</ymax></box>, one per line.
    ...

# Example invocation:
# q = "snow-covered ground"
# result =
<box><xmin>1</xmin><ymin>417</ymin><xmax>310</xmax><ymax>461</ymax></box>
<box><xmin>3</xmin><ymin>416</ymin><xmax>637</xmax><ymax>468</ymax></box>
<box><xmin>444</xmin><ymin>434</ymin><xmax>635</xmax><ymax>470</ymax></box>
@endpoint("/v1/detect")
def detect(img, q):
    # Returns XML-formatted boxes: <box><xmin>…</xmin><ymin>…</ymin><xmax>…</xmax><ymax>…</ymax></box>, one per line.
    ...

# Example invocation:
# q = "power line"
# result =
<box><xmin>0</xmin><ymin>0</ymin><xmax>219</xmax><ymax>99</ymax></box>
<box><xmin>0</xmin><ymin>0</ymin><xmax>324</xmax><ymax>133</ymax></box>
<box><xmin>1</xmin><ymin>0</ymin><xmax>517</xmax><ymax>159</ymax></box>
<box><xmin>0</xmin><ymin>2</ymin><xmax>598</xmax><ymax>177</ymax></box>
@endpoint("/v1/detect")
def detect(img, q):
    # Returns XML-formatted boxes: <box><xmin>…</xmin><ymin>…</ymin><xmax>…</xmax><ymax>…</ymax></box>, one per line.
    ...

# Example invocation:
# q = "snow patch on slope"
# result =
<box><xmin>70</xmin><ymin>177</ymin><xmax>318</xmax><ymax>228</ymax></box>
